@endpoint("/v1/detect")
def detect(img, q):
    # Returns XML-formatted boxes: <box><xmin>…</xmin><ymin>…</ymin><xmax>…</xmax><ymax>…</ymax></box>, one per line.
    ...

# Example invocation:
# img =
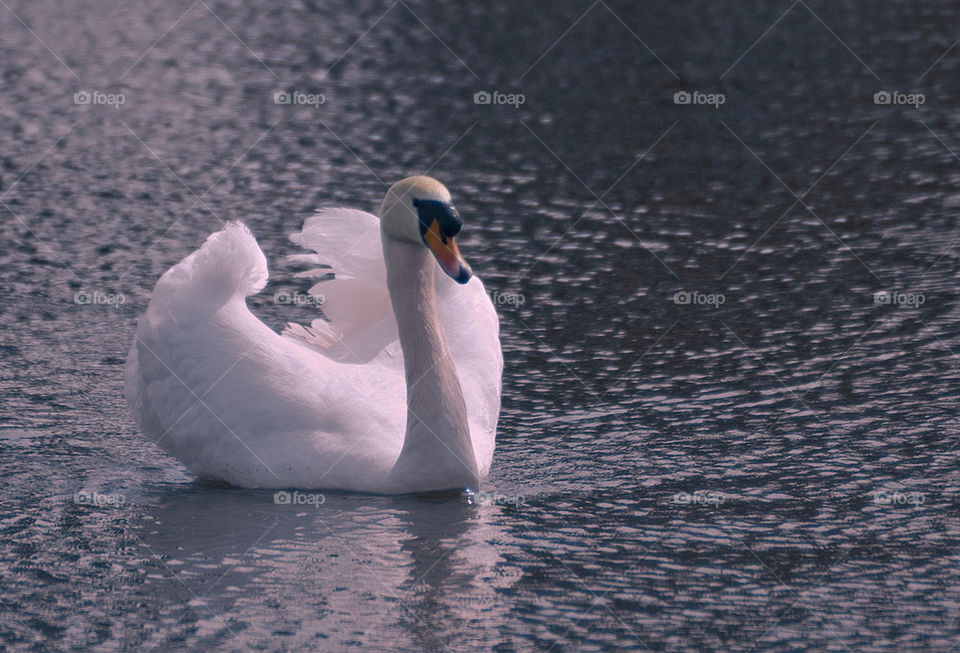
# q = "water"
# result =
<box><xmin>2</xmin><ymin>0</ymin><xmax>960</xmax><ymax>650</ymax></box>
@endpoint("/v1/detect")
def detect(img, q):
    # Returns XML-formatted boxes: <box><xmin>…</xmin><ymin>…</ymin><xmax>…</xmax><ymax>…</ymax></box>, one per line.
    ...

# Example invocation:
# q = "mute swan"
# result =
<box><xmin>125</xmin><ymin>176</ymin><xmax>502</xmax><ymax>493</ymax></box>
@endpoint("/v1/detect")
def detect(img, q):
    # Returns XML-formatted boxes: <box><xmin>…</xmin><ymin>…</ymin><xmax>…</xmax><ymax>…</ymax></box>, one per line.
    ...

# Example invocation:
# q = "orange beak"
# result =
<box><xmin>423</xmin><ymin>220</ymin><xmax>472</xmax><ymax>284</ymax></box>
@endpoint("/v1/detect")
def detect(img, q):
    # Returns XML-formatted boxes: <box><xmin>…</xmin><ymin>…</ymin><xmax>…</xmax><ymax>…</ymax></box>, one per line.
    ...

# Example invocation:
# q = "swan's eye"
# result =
<box><xmin>413</xmin><ymin>198</ymin><xmax>463</xmax><ymax>240</ymax></box>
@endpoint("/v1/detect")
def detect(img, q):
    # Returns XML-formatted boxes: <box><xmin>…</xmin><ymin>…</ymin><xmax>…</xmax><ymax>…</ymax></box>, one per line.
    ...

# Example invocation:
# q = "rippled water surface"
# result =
<box><xmin>3</xmin><ymin>1</ymin><xmax>960</xmax><ymax>650</ymax></box>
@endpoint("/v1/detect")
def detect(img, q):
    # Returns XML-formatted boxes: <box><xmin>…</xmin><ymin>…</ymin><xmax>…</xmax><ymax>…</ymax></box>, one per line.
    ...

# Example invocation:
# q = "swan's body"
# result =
<box><xmin>125</xmin><ymin>177</ymin><xmax>502</xmax><ymax>493</ymax></box>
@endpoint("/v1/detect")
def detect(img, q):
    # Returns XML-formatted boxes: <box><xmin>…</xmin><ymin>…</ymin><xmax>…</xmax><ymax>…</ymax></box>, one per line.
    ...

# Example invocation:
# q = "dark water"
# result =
<box><xmin>2</xmin><ymin>0</ymin><xmax>960</xmax><ymax>650</ymax></box>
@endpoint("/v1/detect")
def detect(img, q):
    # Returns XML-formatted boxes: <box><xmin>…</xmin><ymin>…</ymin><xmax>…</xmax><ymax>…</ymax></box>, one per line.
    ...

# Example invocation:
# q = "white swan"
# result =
<box><xmin>124</xmin><ymin>176</ymin><xmax>502</xmax><ymax>493</ymax></box>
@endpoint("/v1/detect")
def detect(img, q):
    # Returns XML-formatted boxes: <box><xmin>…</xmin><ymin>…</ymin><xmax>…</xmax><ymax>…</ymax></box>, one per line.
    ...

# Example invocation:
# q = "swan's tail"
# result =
<box><xmin>126</xmin><ymin>221</ymin><xmax>268</xmax><ymax>440</ymax></box>
<box><xmin>153</xmin><ymin>221</ymin><xmax>268</xmax><ymax>307</ymax></box>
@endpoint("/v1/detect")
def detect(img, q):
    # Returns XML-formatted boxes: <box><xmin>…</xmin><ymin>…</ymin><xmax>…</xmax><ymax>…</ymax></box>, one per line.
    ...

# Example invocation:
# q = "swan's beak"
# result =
<box><xmin>424</xmin><ymin>220</ymin><xmax>472</xmax><ymax>284</ymax></box>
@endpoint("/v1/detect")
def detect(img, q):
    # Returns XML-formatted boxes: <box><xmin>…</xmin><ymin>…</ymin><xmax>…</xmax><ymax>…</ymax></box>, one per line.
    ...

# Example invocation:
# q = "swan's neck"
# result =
<box><xmin>382</xmin><ymin>237</ymin><xmax>480</xmax><ymax>492</ymax></box>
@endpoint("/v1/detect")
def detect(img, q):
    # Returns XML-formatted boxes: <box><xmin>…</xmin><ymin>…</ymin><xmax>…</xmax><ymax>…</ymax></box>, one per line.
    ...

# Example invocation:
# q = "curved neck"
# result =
<box><xmin>382</xmin><ymin>236</ymin><xmax>479</xmax><ymax>492</ymax></box>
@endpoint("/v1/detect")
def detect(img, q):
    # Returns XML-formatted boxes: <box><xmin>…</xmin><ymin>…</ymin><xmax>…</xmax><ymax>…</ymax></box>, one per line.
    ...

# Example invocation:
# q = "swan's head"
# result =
<box><xmin>379</xmin><ymin>176</ymin><xmax>473</xmax><ymax>284</ymax></box>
